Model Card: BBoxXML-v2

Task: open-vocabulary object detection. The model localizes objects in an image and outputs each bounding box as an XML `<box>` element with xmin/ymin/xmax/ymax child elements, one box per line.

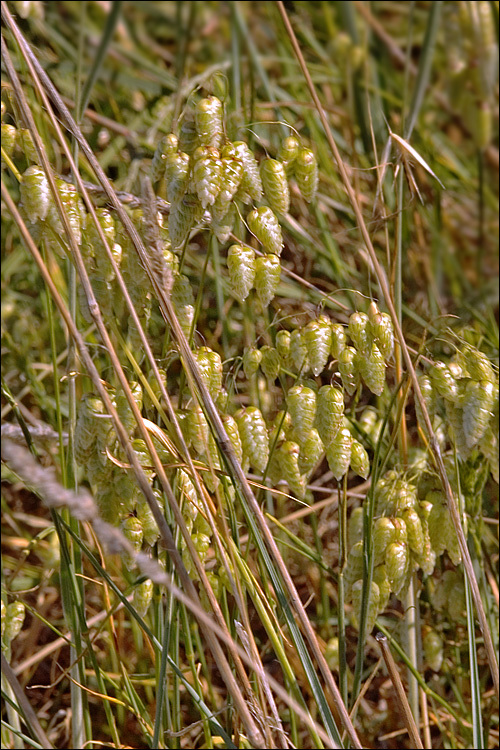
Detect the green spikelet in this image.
<box><xmin>295</xmin><ymin>147</ymin><xmax>318</xmax><ymax>202</ymax></box>
<box><xmin>392</xmin><ymin>480</ymin><xmax>418</xmax><ymax>515</ymax></box>
<box><xmin>373</xmin><ymin>517</ymin><xmax>398</xmax><ymax>566</ymax></box>
<box><xmin>74</xmin><ymin>394</ymin><xmax>103</xmax><ymax>465</ymax></box>
<box><xmin>213</xmin><ymin>156</ymin><xmax>243</xmax><ymax>215</ymax></box>
<box><xmin>3</xmin><ymin>601</ymin><xmax>25</xmax><ymax>658</ymax></box>
<box><xmin>192</xmin><ymin>153</ymin><xmax>222</xmax><ymax>208</ymax></box>
<box><xmin>352</xmin><ymin>580</ymin><xmax>380</xmax><ymax>634</ymax></box>
<box><xmin>479</xmin><ymin>423</ymin><xmax>499</xmax><ymax>483</ymax></box>
<box><xmin>221</xmin><ymin>413</ymin><xmax>243</xmax><ymax>464</ymax></box>
<box><xmin>260</xmin><ymin>158</ymin><xmax>290</xmax><ymax>214</ymax></box>
<box><xmin>277</xmin><ymin>136</ymin><xmax>300</xmax><ymax>174</ymax></box>
<box><xmin>193</xmin><ymin>347</ymin><xmax>223</xmax><ymax>397</ymax></box>
<box><xmin>385</xmin><ymin>542</ymin><xmax>410</xmax><ymax>595</ymax></box>
<box><xmin>114</xmin><ymin>381</ymin><xmax>143</xmax><ymax>435</ymax></box>
<box><xmin>211</xmin><ymin>201</ymin><xmax>236</xmax><ymax>244</ymax></box>
<box><xmin>348</xmin><ymin>506</ymin><xmax>364</xmax><ymax>549</ymax></box>
<box><xmin>344</xmin><ymin>541</ymin><xmax>364</xmax><ymax>600</ymax></box>
<box><xmin>121</xmin><ymin>516</ymin><xmax>144</xmax><ymax>567</ymax></box>
<box><xmin>350</xmin><ymin>440</ymin><xmax>370</xmax><ymax>479</ymax></box>
<box><xmin>247</xmin><ymin>206</ymin><xmax>283</xmax><ymax>255</ymax></box>
<box><xmin>445</xmin><ymin>400</ymin><xmax>470</xmax><ymax>459</ymax></box>
<box><xmin>276</xmin><ymin>330</ymin><xmax>291</xmax><ymax>367</ymax></box>
<box><xmin>338</xmin><ymin>346</ymin><xmax>360</xmax><ymax>396</ymax></box>
<box><xmin>331</xmin><ymin>324</ymin><xmax>347</xmax><ymax>360</ymax></box>
<box><xmin>297</xmin><ymin>428</ymin><xmax>323</xmax><ymax>476</ymax></box>
<box><xmin>150</xmin><ymin>133</ymin><xmax>179</xmax><ymax>182</ymax></box>
<box><xmin>1</xmin><ymin>123</ymin><xmax>17</xmax><ymax>162</ymax></box>
<box><xmin>429</xmin><ymin>361</ymin><xmax>458</xmax><ymax>402</ymax></box>
<box><xmin>369</xmin><ymin>312</ymin><xmax>394</xmax><ymax>360</ymax></box>
<box><xmin>415</xmin><ymin>374</ymin><xmax>437</xmax><ymax>428</ymax></box>
<box><xmin>233</xmin><ymin>141</ymin><xmax>263</xmax><ymax>202</ymax></box>
<box><xmin>427</xmin><ymin>490</ymin><xmax>462</xmax><ymax>565</ymax></box>
<box><xmin>227</xmin><ymin>244</ymin><xmax>256</xmax><ymax>302</ymax></box>
<box><xmin>290</xmin><ymin>328</ymin><xmax>309</xmax><ymax>374</ymax></box>
<box><xmin>315</xmin><ymin>385</ymin><xmax>344</xmax><ymax>445</ymax></box>
<box><xmin>400</xmin><ymin>507</ymin><xmax>424</xmax><ymax>556</ymax></box>
<box><xmin>20</xmin><ymin>165</ymin><xmax>50</xmax><ymax>222</ymax></box>
<box><xmin>172</xmin><ymin>273</ymin><xmax>195</xmax><ymax>336</ymax></box>
<box><xmin>195</xmin><ymin>96</ymin><xmax>223</xmax><ymax>148</ymax></box>
<box><xmin>325</xmin><ymin>427</ymin><xmax>352</xmax><ymax>480</ymax></box>
<box><xmin>277</xmin><ymin>441</ymin><xmax>305</xmax><ymax>499</ymax></box>
<box><xmin>165</xmin><ymin>151</ymin><xmax>190</xmax><ymax>203</ymax></box>
<box><xmin>287</xmin><ymin>385</ymin><xmax>317</xmax><ymax>440</ymax></box>
<box><xmin>168</xmin><ymin>193</ymin><xmax>203</xmax><ymax>249</ymax></box>
<box><xmin>254</xmin><ymin>254</ymin><xmax>280</xmax><ymax>306</ymax></box>
<box><xmin>348</xmin><ymin>312</ymin><xmax>371</xmax><ymax>356</ymax></box>
<box><xmin>462</xmin><ymin>379</ymin><xmax>496</xmax><ymax>449</ymax></box>
<box><xmin>463</xmin><ymin>347</ymin><xmax>495</xmax><ymax>383</ymax></box>
<box><xmin>178</xmin><ymin>107</ymin><xmax>198</xmax><ymax>154</ymax></box>
<box><xmin>187</xmin><ymin>404</ymin><xmax>209</xmax><ymax>454</ymax></box>
<box><xmin>414</xmin><ymin>500</ymin><xmax>436</xmax><ymax>575</ymax></box>
<box><xmin>136</xmin><ymin>492</ymin><xmax>161</xmax><ymax>546</ymax></box>
<box><xmin>133</xmin><ymin>579</ymin><xmax>154</xmax><ymax>618</ymax></box>
<box><xmin>372</xmin><ymin>564</ymin><xmax>391</xmax><ymax>613</ymax></box>
<box><xmin>46</xmin><ymin>178</ymin><xmax>84</xmax><ymax>249</ymax></box>
<box><xmin>235</xmin><ymin>406</ymin><xmax>270</xmax><ymax>473</ymax></box>
<box><xmin>242</xmin><ymin>346</ymin><xmax>263</xmax><ymax>379</ymax></box>
<box><xmin>423</xmin><ymin>629</ymin><xmax>444</xmax><ymax>672</ymax></box>
<box><xmin>260</xmin><ymin>346</ymin><xmax>281</xmax><ymax>382</ymax></box>
<box><xmin>304</xmin><ymin>316</ymin><xmax>333</xmax><ymax>376</ymax></box>
<box><xmin>177</xmin><ymin>468</ymin><xmax>199</xmax><ymax>529</ymax></box>
<box><xmin>358</xmin><ymin>344</ymin><xmax>386</xmax><ymax>396</ymax></box>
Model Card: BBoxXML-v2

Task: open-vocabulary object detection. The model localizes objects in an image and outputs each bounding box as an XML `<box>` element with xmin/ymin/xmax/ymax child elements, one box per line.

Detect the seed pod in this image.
<box><xmin>247</xmin><ymin>206</ymin><xmax>283</xmax><ymax>256</ymax></box>
<box><xmin>195</xmin><ymin>96</ymin><xmax>223</xmax><ymax>148</ymax></box>
<box><xmin>227</xmin><ymin>244</ymin><xmax>256</xmax><ymax>302</ymax></box>
<box><xmin>429</xmin><ymin>361</ymin><xmax>458</xmax><ymax>402</ymax></box>
<box><xmin>325</xmin><ymin>427</ymin><xmax>352</xmax><ymax>480</ymax></box>
<box><xmin>211</xmin><ymin>201</ymin><xmax>236</xmax><ymax>244</ymax></box>
<box><xmin>260</xmin><ymin>158</ymin><xmax>290</xmax><ymax>214</ymax></box>
<box><xmin>369</xmin><ymin>313</ymin><xmax>394</xmax><ymax>360</ymax></box>
<box><xmin>235</xmin><ymin>406</ymin><xmax>269</xmax><ymax>474</ymax></box>
<box><xmin>372</xmin><ymin>564</ymin><xmax>391</xmax><ymax>613</ymax></box>
<box><xmin>276</xmin><ymin>330</ymin><xmax>291</xmax><ymax>366</ymax></box>
<box><xmin>20</xmin><ymin>165</ymin><xmax>50</xmax><ymax>222</ymax></box>
<box><xmin>133</xmin><ymin>579</ymin><xmax>154</xmax><ymax>618</ymax></box>
<box><xmin>290</xmin><ymin>328</ymin><xmax>309</xmax><ymax>374</ymax></box>
<box><xmin>315</xmin><ymin>385</ymin><xmax>344</xmax><ymax>445</ymax></box>
<box><xmin>304</xmin><ymin>316</ymin><xmax>333</xmax><ymax>376</ymax></box>
<box><xmin>150</xmin><ymin>133</ymin><xmax>179</xmax><ymax>182</ymax></box>
<box><xmin>463</xmin><ymin>347</ymin><xmax>495</xmax><ymax>383</ymax></box>
<box><xmin>462</xmin><ymin>379</ymin><xmax>496</xmax><ymax>449</ymax></box>
<box><xmin>232</xmin><ymin>141</ymin><xmax>263</xmax><ymax>202</ymax></box>
<box><xmin>338</xmin><ymin>346</ymin><xmax>360</xmax><ymax>396</ymax></box>
<box><xmin>1</xmin><ymin>123</ymin><xmax>17</xmax><ymax>161</ymax></box>
<box><xmin>221</xmin><ymin>413</ymin><xmax>243</xmax><ymax>464</ymax></box>
<box><xmin>423</xmin><ymin>629</ymin><xmax>444</xmax><ymax>672</ymax></box>
<box><xmin>165</xmin><ymin>151</ymin><xmax>190</xmax><ymax>203</ymax></box>
<box><xmin>168</xmin><ymin>193</ymin><xmax>203</xmax><ymax>249</ymax></box>
<box><xmin>352</xmin><ymin>579</ymin><xmax>380</xmax><ymax>634</ymax></box>
<box><xmin>331</xmin><ymin>324</ymin><xmax>347</xmax><ymax>360</ymax></box>
<box><xmin>254</xmin><ymin>253</ymin><xmax>280</xmax><ymax>306</ymax></box>
<box><xmin>357</xmin><ymin>345</ymin><xmax>385</xmax><ymax>396</ymax></box>
<box><xmin>277</xmin><ymin>136</ymin><xmax>300</xmax><ymax>174</ymax></box>
<box><xmin>348</xmin><ymin>312</ymin><xmax>371</xmax><ymax>355</ymax></box>
<box><xmin>172</xmin><ymin>273</ymin><xmax>195</xmax><ymax>336</ymax></box>
<box><xmin>260</xmin><ymin>346</ymin><xmax>281</xmax><ymax>382</ymax></box>
<box><xmin>121</xmin><ymin>516</ymin><xmax>144</xmax><ymax>567</ymax></box>
<box><xmin>344</xmin><ymin>541</ymin><xmax>365</xmax><ymax>600</ymax></box>
<box><xmin>287</xmin><ymin>385</ymin><xmax>317</xmax><ymax>441</ymax></box>
<box><xmin>385</xmin><ymin>542</ymin><xmax>409</xmax><ymax>595</ymax></box>
<box><xmin>400</xmin><ymin>507</ymin><xmax>424</xmax><ymax>556</ymax></box>
<box><xmin>4</xmin><ymin>601</ymin><xmax>25</xmax><ymax>646</ymax></box>
<box><xmin>295</xmin><ymin>147</ymin><xmax>318</xmax><ymax>202</ymax></box>
<box><xmin>350</xmin><ymin>440</ymin><xmax>370</xmax><ymax>479</ymax></box>
<box><xmin>297</xmin><ymin>428</ymin><xmax>323</xmax><ymax>476</ymax></box>
<box><xmin>277</xmin><ymin>441</ymin><xmax>305</xmax><ymax>499</ymax></box>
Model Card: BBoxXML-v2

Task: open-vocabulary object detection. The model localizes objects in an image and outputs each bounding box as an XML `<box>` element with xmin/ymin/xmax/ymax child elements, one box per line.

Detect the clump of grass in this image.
<box><xmin>2</xmin><ymin>2</ymin><xmax>498</xmax><ymax>749</ymax></box>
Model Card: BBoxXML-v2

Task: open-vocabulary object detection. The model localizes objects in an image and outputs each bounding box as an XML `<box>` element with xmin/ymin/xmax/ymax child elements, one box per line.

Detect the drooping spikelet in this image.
<box><xmin>226</xmin><ymin>244</ymin><xmax>256</xmax><ymax>302</ymax></box>
<box><xmin>235</xmin><ymin>407</ymin><xmax>270</xmax><ymax>474</ymax></box>
<box><xmin>260</xmin><ymin>158</ymin><xmax>290</xmax><ymax>214</ymax></box>
<box><xmin>254</xmin><ymin>254</ymin><xmax>280</xmax><ymax>306</ymax></box>
<box><xmin>303</xmin><ymin>316</ymin><xmax>333</xmax><ymax>376</ymax></box>
<box><xmin>295</xmin><ymin>147</ymin><xmax>318</xmax><ymax>202</ymax></box>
